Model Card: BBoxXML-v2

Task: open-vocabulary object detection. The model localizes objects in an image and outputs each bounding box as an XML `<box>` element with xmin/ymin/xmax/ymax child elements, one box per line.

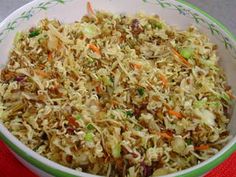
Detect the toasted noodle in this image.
<box><xmin>0</xmin><ymin>11</ymin><xmax>233</xmax><ymax>177</ymax></box>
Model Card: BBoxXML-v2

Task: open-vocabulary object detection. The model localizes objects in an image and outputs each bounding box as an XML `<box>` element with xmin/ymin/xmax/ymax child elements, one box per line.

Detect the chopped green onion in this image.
<box><xmin>209</xmin><ymin>102</ymin><xmax>221</xmax><ymax>108</ymax></box>
<box><xmin>86</xmin><ymin>123</ymin><xmax>95</xmax><ymax>130</ymax></box>
<box><xmin>137</xmin><ymin>87</ymin><xmax>145</xmax><ymax>96</ymax></box>
<box><xmin>111</xmin><ymin>114</ymin><xmax>115</xmax><ymax>119</ymax></box>
<box><xmin>100</xmin><ymin>76</ymin><xmax>113</xmax><ymax>86</ymax></box>
<box><xmin>126</xmin><ymin>111</ymin><xmax>133</xmax><ymax>117</ymax></box>
<box><xmin>153</xmin><ymin>22</ymin><xmax>163</xmax><ymax>29</ymax></box>
<box><xmin>193</xmin><ymin>100</ymin><xmax>206</xmax><ymax>109</ymax></box>
<box><xmin>84</xmin><ymin>132</ymin><xmax>93</xmax><ymax>142</ymax></box>
<box><xmin>76</xmin><ymin>115</ymin><xmax>82</xmax><ymax>120</ymax></box>
<box><xmin>134</xmin><ymin>126</ymin><xmax>142</xmax><ymax>131</ymax></box>
<box><xmin>149</xmin><ymin>19</ymin><xmax>163</xmax><ymax>29</ymax></box>
<box><xmin>110</xmin><ymin>76</ymin><xmax>114</xmax><ymax>83</ymax></box>
<box><xmin>186</xmin><ymin>139</ymin><xmax>193</xmax><ymax>145</ymax></box>
<box><xmin>29</xmin><ymin>29</ymin><xmax>41</xmax><ymax>38</ymax></box>
<box><xmin>112</xmin><ymin>143</ymin><xmax>121</xmax><ymax>158</ymax></box>
<box><xmin>81</xmin><ymin>24</ymin><xmax>100</xmax><ymax>39</ymax></box>
<box><xmin>180</xmin><ymin>48</ymin><xmax>194</xmax><ymax>59</ymax></box>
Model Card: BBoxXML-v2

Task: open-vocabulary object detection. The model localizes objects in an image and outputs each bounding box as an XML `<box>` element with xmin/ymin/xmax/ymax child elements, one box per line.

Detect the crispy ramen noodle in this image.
<box><xmin>0</xmin><ymin>9</ymin><xmax>234</xmax><ymax>177</ymax></box>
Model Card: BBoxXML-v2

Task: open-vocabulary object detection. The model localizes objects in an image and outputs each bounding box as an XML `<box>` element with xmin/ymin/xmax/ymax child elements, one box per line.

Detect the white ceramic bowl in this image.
<box><xmin>0</xmin><ymin>0</ymin><xmax>236</xmax><ymax>177</ymax></box>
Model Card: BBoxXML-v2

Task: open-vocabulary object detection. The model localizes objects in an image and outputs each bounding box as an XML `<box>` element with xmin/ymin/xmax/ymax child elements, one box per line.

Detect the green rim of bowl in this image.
<box><xmin>0</xmin><ymin>132</ymin><xmax>78</xmax><ymax>177</ymax></box>
<box><xmin>1</xmin><ymin>130</ymin><xmax>235</xmax><ymax>177</ymax></box>
<box><xmin>177</xmin><ymin>2</ymin><xmax>236</xmax><ymax>176</ymax></box>
<box><xmin>175</xmin><ymin>1</ymin><xmax>236</xmax><ymax>176</ymax></box>
<box><xmin>0</xmin><ymin>1</ymin><xmax>236</xmax><ymax>177</ymax></box>
<box><xmin>177</xmin><ymin>143</ymin><xmax>236</xmax><ymax>177</ymax></box>
<box><xmin>177</xmin><ymin>0</ymin><xmax>236</xmax><ymax>41</ymax></box>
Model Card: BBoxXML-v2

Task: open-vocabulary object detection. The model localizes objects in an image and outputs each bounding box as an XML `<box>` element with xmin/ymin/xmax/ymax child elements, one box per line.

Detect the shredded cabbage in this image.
<box><xmin>81</xmin><ymin>23</ymin><xmax>101</xmax><ymax>39</ymax></box>
<box><xmin>0</xmin><ymin>11</ymin><xmax>233</xmax><ymax>177</ymax></box>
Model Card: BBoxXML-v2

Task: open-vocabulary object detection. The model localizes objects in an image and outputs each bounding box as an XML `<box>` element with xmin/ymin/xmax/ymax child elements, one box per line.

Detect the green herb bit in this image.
<box><xmin>134</xmin><ymin>126</ymin><xmax>142</xmax><ymax>131</ymax></box>
<box><xmin>29</xmin><ymin>29</ymin><xmax>41</xmax><ymax>38</ymax></box>
<box><xmin>84</xmin><ymin>132</ymin><xmax>93</xmax><ymax>142</ymax></box>
<box><xmin>110</xmin><ymin>76</ymin><xmax>114</xmax><ymax>83</ymax></box>
<box><xmin>126</xmin><ymin>111</ymin><xmax>133</xmax><ymax>117</ymax></box>
<box><xmin>149</xmin><ymin>19</ymin><xmax>163</xmax><ymax>29</ymax></box>
<box><xmin>193</xmin><ymin>99</ymin><xmax>206</xmax><ymax>109</ymax></box>
<box><xmin>180</xmin><ymin>48</ymin><xmax>194</xmax><ymax>59</ymax></box>
<box><xmin>101</xmin><ymin>76</ymin><xmax>113</xmax><ymax>86</ymax></box>
<box><xmin>209</xmin><ymin>102</ymin><xmax>221</xmax><ymax>108</ymax></box>
<box><xmin>111</xmin><ymin>114</ymin><xmax>115</xmax><ymax>119</ymax></box>
<box><xmin>86</xmin><ymin>123</ymin><xmax>95</xmax><ymax>130</ymax></box>
<box><xmin>137</xmin><ymin>87</ymin><xmax>145</xmax><ymax>96</ymax></box>
<box><xmin>76</xmin><ymin>115</ymin><xmax>82</xmax><ymax>120</ymax></box>
<box><xmin>153</xmin><ymin>22</ymin><xmax>163</xmax><ymax>29</ymax></box>
<box><xmin>186</xmin><ymin>139</ymin><xmax>193</xmax><ymax>145</ymax></box>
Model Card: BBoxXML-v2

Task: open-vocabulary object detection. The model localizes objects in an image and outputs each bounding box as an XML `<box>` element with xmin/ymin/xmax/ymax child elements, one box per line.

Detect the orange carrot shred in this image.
<box><xmin>88</xmin><ymin>44</ymin><xmax>101</xmax><ymax>55</ymax></box>
<box><xmin>194</xmin><ymin>144</ymin><xmax>209</xmax><ymax>151</ymax></box>
<box><xmin>34</xmin><ymin>70</ymin><xmax>49</xmax><ymax>78</ymax></box>
<box><xmin>48</xmin><ymin>52</ymin><xmax>52</xmax><ymax>62</ymax></box>
<box><xmin>168</xmin><ymin>109</ymin><xmax>183</xmax><ymax>119</ymax></box>
<box><xmin>159</xmin><ymin>132</ymin><xmax>173</xmax><ymax>140</ymax></box>
<box><xmin>171</xmin><ymin>48</ymin><xmax>192</xmax><ymax>67</ymax></box>
<box><xmin>159</xmin><ymin>73</ymin><xmax>168</xmax><ymax>87</ymax></box>
<box><xmin>132</xmin><ymin>63</ymin><xmax>142</xmax><ymax>70</ymax></box>
<box><xmin>4</xmin><ymin>72</ymin><xmax>16</xmax><ymax>80</ymax></box>
<box><xmin>68</xmin><ymin>116</ymin><xmax>79</xmax><ymax>127</ymax></box>
<box><xmin>96</xmin><ymin>85</ymin><xmax>102</xmax><ymax>94</ymax></box>
<box><xmin>119</xmin><ymin>35</ymin><xmax>126</xmax><ymax>43</ymax></box>
<box><xmin>87</xmin><ymin>1</ymin><xmax>95</xmax><ymax>16</ymax></box>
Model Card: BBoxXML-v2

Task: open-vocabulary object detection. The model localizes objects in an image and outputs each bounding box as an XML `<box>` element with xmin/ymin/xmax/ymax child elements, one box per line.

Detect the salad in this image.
<box><xmin>0</xmin><ymin>2</ymin><xmax>234</xmax><ymax>177</ymax></box>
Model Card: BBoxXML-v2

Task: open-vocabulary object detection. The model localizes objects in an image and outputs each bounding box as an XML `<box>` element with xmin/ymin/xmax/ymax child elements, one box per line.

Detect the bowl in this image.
<box><xmin>0</xmin><ymin>0</ymin><xmax>236</xmax><ymax>176</ymax></box>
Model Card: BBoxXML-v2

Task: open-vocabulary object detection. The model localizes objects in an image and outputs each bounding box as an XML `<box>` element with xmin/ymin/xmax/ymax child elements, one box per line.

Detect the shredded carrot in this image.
<box><xmin>226</xmin><ymin>90</ymin><xmax>236</xmax><ymax>99</ymax></box>
<box><xmin>48</xmin><ymin>52</ymin><xmax>52</xmax><ymax>62</ymax></box>
<box><xmin>168</xmin><ymin>109</ymin><xmax>183</xmax><ymax>119</ymax></box>
<box><xmin>171</xmin><ymin>48</ymin><xmax>192</xmax><ymax>67</ymax></box>
<box><xmin>34</xmin><ymin>69</ymin><xmax>49</xmax><ymax>78</ymax></box>
<box><xmin>96</xmin><ymin>85</ymin><xmax>102</xmax><ymax>94</ymax></box>
<box><xmin>194</xmin><ymin>144</ymin><xmax>210</xmax><ymax>151</ymax></box>
<box><xmin>87</xmin><ymin>1</ymin><xmax>95</xmax><ymax>16</ymax></box>
<box><xmin>119</xmin><ymin>35</ymin><xmax>126</xmax><ymax>43</ymax></box>
<box><xmin>88</xmin><ymin>44</ymin><xmax>101</xmax><ymax>55</ymax></box>
<box><xmin>4</xmin><ymin>72</ymin><xmax>16</xmax><ymax>80</ymax></box>
<box><xmin>159</xmin><ymin>73</ymin><xmax>168</xmax><ymax>87</ymax></box>
<box><xmin>132</xmin><ymin>63</ymin><xmax>142</xmax><ymax>70</ymax></box>
<box><xmin>159</xmin><ymin>132</ymin><xmax>173</xmax><ymax>140</ymax></box>
<box><xmin>68</xmin><ymin>116</ymin><xmax>79</xmax><ymax>127</ymax></box>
